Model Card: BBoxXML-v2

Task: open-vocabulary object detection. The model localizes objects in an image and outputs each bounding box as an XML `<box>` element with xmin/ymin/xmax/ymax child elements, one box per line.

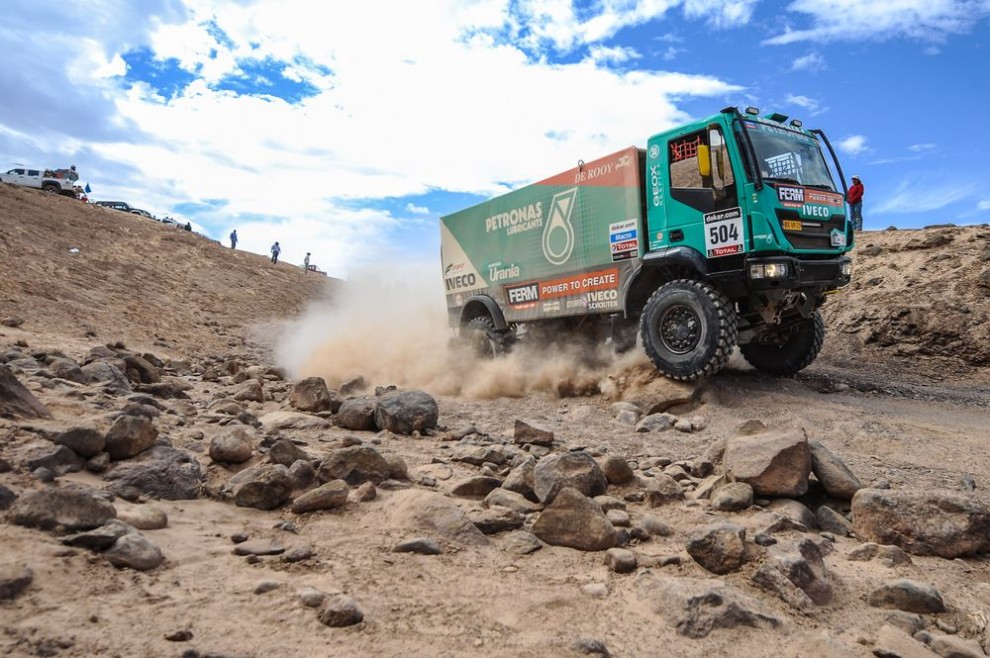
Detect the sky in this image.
<box><xmin>2</xmin><ymin>0</ymin><xmax>989</xmax><ymax>278</ymax></box>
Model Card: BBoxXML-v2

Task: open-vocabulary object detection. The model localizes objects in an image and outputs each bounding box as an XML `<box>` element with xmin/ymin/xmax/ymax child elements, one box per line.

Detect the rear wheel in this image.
<box><xmin>640</xmin><ymin>279</ymin><xmax>737</xmax><ymax>380</ymax></box>
<box><xmin>464</xmin><ymin>316</ymin><xmax>512</xmax><ymax>359</ymax></box>
<box><xmin>739</xmin><ymin>311</ymin><xmax>825</xmax><ymax>376</ymax></box>
<box><xmin>42</xmin><ymin>183</ymin><xmax>60</xmax><ymax>194</ymax></box>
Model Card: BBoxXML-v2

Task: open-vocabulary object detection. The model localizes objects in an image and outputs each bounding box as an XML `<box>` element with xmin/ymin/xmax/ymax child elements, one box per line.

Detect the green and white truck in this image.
<box><xmin>440</xmin><ymin>106</ymin><xmax>853</xmax><ymax>380</ymax></box>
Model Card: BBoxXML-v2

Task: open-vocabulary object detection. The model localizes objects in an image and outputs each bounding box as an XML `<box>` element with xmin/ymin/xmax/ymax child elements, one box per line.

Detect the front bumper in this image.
<box><xmin>745</xmin><ymin>255</ymin><xmax>851</xmax><ymax>290</ymax></box>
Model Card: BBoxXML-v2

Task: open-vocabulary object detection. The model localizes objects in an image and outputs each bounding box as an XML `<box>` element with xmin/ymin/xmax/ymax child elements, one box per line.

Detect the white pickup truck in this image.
<box><xmin>0</xmin><ymin>166</ymin><xmax>78</xmax><ymax>196</ymax></box>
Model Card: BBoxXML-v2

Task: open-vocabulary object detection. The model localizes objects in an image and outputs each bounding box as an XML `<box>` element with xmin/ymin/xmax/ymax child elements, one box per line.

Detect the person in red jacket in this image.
<box><xmin>847</xmin><ymin>175</ymin><xmax>864</xmax><ymax>230</ymax></box>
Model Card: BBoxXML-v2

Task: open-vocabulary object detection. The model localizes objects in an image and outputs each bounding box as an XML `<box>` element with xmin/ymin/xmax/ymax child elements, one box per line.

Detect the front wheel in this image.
<box><xmin>739</xmin><ymin>311</ymin><xmax>825</xmax><ymax>376</ymax></box>
<box><xmin>639</xmin><ymin>279</ymin><xmax>737</xmax><ymax>380</ymax></box>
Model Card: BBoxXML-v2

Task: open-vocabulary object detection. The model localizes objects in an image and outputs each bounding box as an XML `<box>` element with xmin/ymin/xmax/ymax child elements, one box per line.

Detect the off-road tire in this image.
<box><xmin>42</xmin><ymin>183</ymin><xmax>60</xmax><ymax>194</ymax></box>
<box><xmin>739</xmin><ymin>311</ymin><xmax>825</xmax><ymax>376</ymax></box>
<box><xmin>464</xmin><ymin>316</ymin><xmax>511</xmax><ymax>359</ymax></box>
<box><xmin>639</xmin><ymin>279</ymin><xmax>737</xmax><ymax>380</ymax></box>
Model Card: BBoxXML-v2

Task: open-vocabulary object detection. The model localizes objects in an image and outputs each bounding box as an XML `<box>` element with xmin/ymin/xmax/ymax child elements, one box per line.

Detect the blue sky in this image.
<box><xmin>2</xmin><ymin>0</ymin><xmax>989</xmax><ymax>277</ymax></box>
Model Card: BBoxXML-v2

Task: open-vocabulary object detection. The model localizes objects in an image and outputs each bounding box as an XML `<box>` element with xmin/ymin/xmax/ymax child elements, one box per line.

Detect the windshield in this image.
<box><xmin>743</xmin><ymin>120</ymin><xmax>837</xmax><ymax>191</ymax></box>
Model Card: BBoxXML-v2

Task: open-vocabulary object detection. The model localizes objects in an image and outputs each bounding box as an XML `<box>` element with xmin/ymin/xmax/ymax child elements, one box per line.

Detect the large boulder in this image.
<box><xmin>105</xmin><ymin>415</ymin><xmax>158</xmax><ymax>461</ymax></box>
<box><xmin>686</xmin><ymin>523</ymin><xmax>748</xmax><ymax>575</ymax></box>
<box><xmin>226</xmin><ymin>464</ymin><xmax>294</xmax><ymax>510</ymax></box>
<box><xmin>317</xmin><ymin>446</ymin><xmax>391</xmax><ymax>485</ymax></box>
<box><xmin>723</xmin><ymin>427</ymin><xmax>811</xmax><ymax>496</ymax></box>
<box><xmin>374</xmin><ymin>391</ymin><xmax>439</xmax><ymax>434</ymax></box>
<box><xmin>54</xmin><ymin>427</ymin><xmax>106</xmax><ymax>459</ymax></box>
<box><xmin>0</xmin><ymin>365</ymin><xmax>51</xmax><ymax>418</ymax></box>
<box><xmin>384</xmin><ymin>489</ymin><xmax>489</xmax><ymax>546</ymax></box>
<box><xmin>336</xmin><ymin>398</ymin><xmax>378</xmax><ymax>431</ymax></box>
<box><xmin>531</xmin><ymin>487</ymin><xmax>618</xmax><ymax>551</ymax></box>
<box><xmin>11</xmin><ymin>488</ymin><xmax>116</xmax><ymax>532</ymax></box>
<box><xmin>288</xmin><ymin>377</ymin><xmax>334</xmax><ymax>412</ymax></box>
<box><xmin>852</xmin><ymin>488</ymin><xmax>990</xmax><ymax>557</ymax></box>
<box><xmin>809</xmin><ymin>440</ymin><xmax>862</xmax><ymax>499</ymax></box>
<box><xmin>104</xmin><ymin>449</ymin><xmax>203</xmax><ymax>500</ymax></box>
<box><xmin>533</xmin><ymin>451</ymin><xmax>608</xmax><ymax>504</ymax></box>
<box><xmin>209</xmin><ymin>425</ymin><xmax>255</xmax><ymax>464</ymax></box>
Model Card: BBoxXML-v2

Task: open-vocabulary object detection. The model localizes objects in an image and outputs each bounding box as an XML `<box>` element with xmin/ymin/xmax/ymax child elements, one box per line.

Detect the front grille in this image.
<box><xmin>796</xmin><ymin>260</ymin><xmax>842</xmax><ymax>283</ymax></box>
<box><xmin>775</xmin><ymin>209</ymin><xmax>846</xmax><ymax>250</ymax></box>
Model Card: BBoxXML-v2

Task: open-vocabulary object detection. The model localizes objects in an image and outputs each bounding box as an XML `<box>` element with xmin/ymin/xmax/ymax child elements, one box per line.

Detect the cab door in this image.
<box><xmin>658</xmin><ymin>124</ymin><xmax>744</xmax><ymax>259</ymax></box>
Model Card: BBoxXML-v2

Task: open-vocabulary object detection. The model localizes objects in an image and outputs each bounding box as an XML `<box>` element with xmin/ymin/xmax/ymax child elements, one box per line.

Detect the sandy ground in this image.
<box><xmin>1</xmin><ymin>183</ymin><xmax>990</xmax><ymax>657</ymax></box>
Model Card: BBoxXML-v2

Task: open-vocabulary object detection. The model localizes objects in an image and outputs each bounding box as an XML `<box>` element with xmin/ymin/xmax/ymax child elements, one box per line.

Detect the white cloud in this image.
<box><xmin>764</xmin><ymin>0</ymin><xmax>990</xmax><ymax>45</ymax></box>
<box><xmin>406</xmin><ymin>203</ymin><xmax>429</xmax><ymax>215</ymax></box>
<box><xmin>683</xmin><ymin>0</ymin><xmax>759</xmax><ymax>28</ymax></box>
<box><xmin>587</xmin><ymin>45</ymin><xmax>641</xmax><ymax>65</ymax></box>
<box><xmin>908</xmin><ymin>143</ymin><xmax>935</xmax><ymax>153</ymax></box>
<box><xmin>790</xmin><ymin>52</ymin><xmax>825</xmax><ymax>72</ymax></box>
<box><xmin>838</xmin><ymin>135</ymin><xmax>868</xmax><ymax>155</ymax></box>
<box><xmin>979</xmin><ymin>199</ymin><xmax>990</xmax><ymax>211</ymax></box>
<box><xmin>785</xmin><ymin>93</ymin><xmax>827</xmax><ymax>115</ymax></box>
<box><xmin>873</xmin><ymin>178</ymin><xmax>977</xmax><ymax>214</ymax></box>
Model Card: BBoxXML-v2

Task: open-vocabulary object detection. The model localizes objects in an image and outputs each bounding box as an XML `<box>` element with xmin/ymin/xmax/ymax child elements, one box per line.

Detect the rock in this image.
<box><xmin>513</xmin><ymin>419</ymin><xmax>554</xmax><ymax>447</ymax></box>
<box><xmin>852</xmin><ymin>488</ymin><xmax>990</xmax><ymax>557</ymax></box>
<box><xmin>318</xmin><ymin>595</ymin><xmax>364</xmax><ymax>627</ymax></box>
<box><xmin>374</xmin><ymin>390</ymin><xmax>439</xmax><ymax>434</ymax></box>
<box><xmin>387</xmin><ymin>489</ymin><xmax>489</xmax><ymax>546</ymax></box>
<box><xmin>533</xmin><ymin>451</ymin><xmax>608</xmax><ymax>504</ymax></box>
<box><xmin>503</xmin><ymin>457</ymin><xmax>537</xmax><ymax>501</ymax></box>
<box><xmin>645</xmin><ymin>473</ymin><xmax>684</xmax><ymax>506</ymax></box>
<box><xmin>209</xmin><ymin>425</ymin><xmax>255</xmax><ymax>464</ymax></box>
<box><xmin>450</xmin><ymin>444</ymin><xmax>508</xmax><ymax>467</ymax></box>
<box><xmin>754</xmin><ymin>538</ymin><xmax>832</xmax><ymax>608</ymax></box>
<box><xmin>918</xmin><ymin>632</ymin><xmax>987</xmax><ymax>658</ymax></box>
<box><xmin>268</xmin><ymin>438</ymin><xmax>311</xmax><ymax>467</ymax></box>
<box><xmin>484</xmin><ymin>488</ymin><xmax>542</xmax><ymax>514</ymax></box>
<box><xmin>0</xmin><ymin>365</ymin><xmax>51</xmax><ymax>418</ymax></box>
<box><xmin>104</xmin><ymin>533</ymin><xmax>164</xmax><ymax>571</ymax></box>
<box><xmin>61</xmin><ymin>519</ymin><xmax>134</xmax><ymax>550</ymax></box>
<box><xmin>809</xmin><ymin>440</ymin><xmax>862</xmax><ymax>499</ymax></box>
<box><xmin>257</xmin><ymin>411</ymin><xmax>329</xmax><ymax>431</ymax></box>
<box><xmin>710</xmin><ymin>482</ymin><xmax>753</xmax><ymax>512</ymax></box>
<box><xmin>531</xmin><ymin>487</ymin><xmax>618</xmax><ymax>551</ymax></box>
<box><xmin>291</xmin><ymin>480</ymin><xmax>349</xmax><ymax>513</ymax></box>
<box><xmin>606</xmin><ymin>509</ymin><xmax>630</xmax><ymax>527</ymax></box>
<box><xmin>49</xmin><ymin>357</ymin><xmax>90</xmax><ymax>384</ymax></box>
<box><xmin>288</xmin><ymin>377</ymin><xmax>333</xmax><ymax>412</ymax></box>
<box><xmin>640</xmin><ymin>515</ymin><xmax>673</xmax><ymax>537</ymax></box>
<box><xmin>451</xmin><ymin>476</ymin><xmax>503</xmax><ymax>498</ymax></box>
<box><xmin>635</xmin><ymin>413</ymin><xmax>676</xmax><ymax>433</ymax></box>
<box><xmin>685</xmin><ymin>523</ymin><xmax>747</xmax><ymax>575</ymax></box>
<box><xmin>383</xmin><ymin>453</ymin><xmax>409</xmax><ymax>480</ymax></box>
<box><xmin>873</xmin><ymin>625</ymin><xmax>940</xmax><ymax>658</ymax></box>
<box><xmin>26</xmin><ymin>444</ymin><xmax>84</xmax><ymax>475</ymax></box>
<box><xmin>1</xmin><ymin>316</ymin><xmax>24</xmax><ymax>327</ymax></box>
<box><xmin>599</xmin><ymin>455</ymin><xmax>634</xmax><ymax>485</ymax></box>
<box><xmin>104</xmin><ymin>449</ymin><xmax>203</xmax><ymax>500</ymax></box>
<box><xmin>115</xmin><ymin>504</ymin><xmax>168</xmax><ymax>530</ymax></box>
<box><xmin>227</xmin><ymin>464</ymin><xmax>294</xmax><ymax>510</ymax></box>
<box><xmin>724</xmin><ymin>427</ymin><xmax>811</xmax><ymax>496</ymax></box>
<box><xmin>11</xmin><ymin>487</ymin><xmax>116</xmax><ymax>532</ymax></box>
<box><xmin>570</xmin><ymin>638</ymin><xmax>611</xmax><ymax>656</ymax></box>
<box><xmin>868</xmin><ymin>579</ymin><xmax>946</xmax><ymax>614</ymax></box>
<box><xmin>317</xmin><ymin>446</ymin><xmax>391</xmax><ymax>485</ymax></box>
<box><xmin>80</xmin><ymin>361</ymin><xmax>130</xmax><ymax>390</ymax></box>
<box><xmin>0</xmin><ymin>565</ymin><xmax>33</xmax><ymax>600</ymax></box>
<box><xmin>0</xmin><ymin>484</ymin><xmax>15</xmax><ymax>510</ymax></box>
<box><xmin>605</xmin><ymin>548</ymin><xmax>637</xmax><ymax>573</ymax></box>
<box><xmin>233</xmin><ymin>539</ymin><xmax>285</xmax><ymax>556</ymax></box>
<box><xmin>638</xmin><ymin>574</ymin><xmax>781</xmax><ymax>639</ymax></box>
<box><xmin>54</xmin><ymin>427</ymin><xmax>106</xmax><ymax>458</ymax></box>
<box><xmin>122</xmin><ymin>354</ymin><xmax>161</xmax><ymax>384</ymax></box>
<box><xmin>502</xmin><ymin>530</ymin><xmax>542</xmax><ymax>555</ymax></box>
<box><xmin>393</xmin><ymin>537</ymin><xmax>442</xmax><ymax>555</ymax></box>
<box><xmin>846</xmin><ymin>542</ymin><xmax>913</xmax><ymax>566</ymax></box>
<box><xmin>231</xmin><ymin>378</ymin><xmax>264</xmax><ymax>402</ymax></box>
<box><xmin>336</xmin><ymin>398</ymin><xmax>379</xmax><ymax>431</ymax></box>
<box><xmin>751</xmin><ymin>562</ymin><xmax>815</xmax><ymax>612</ymax></box>
<box><xmin>469</xmin><ymin>507</ymin><xmax>525</xmax><ymax>534</ymax></box>
<box><xmin>298</xmin><ymin>587</ymin><xmax>326</xmax><ymax>608</ymax></box>
<box><xmin>816</xmin><ymin>505</ymin><xmax>853</xmax><ymax>536</ymax></box>
<box><xmin>283</xmin><ymin>546</ymin><xmax>314</xmax><ymax>563</ymax></box>
<box><xmin>105</xmin><ymin>415</ymin><xmax>158</xmax><ymax>461</ymax></box>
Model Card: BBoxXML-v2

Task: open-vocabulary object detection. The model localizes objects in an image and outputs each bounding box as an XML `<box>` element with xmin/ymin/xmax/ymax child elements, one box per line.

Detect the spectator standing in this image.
<box><xmin>230</xmin><ymin>229</ymin><xmax>238</xmax><ymax>249</ymax></box>
<box><xmin>304</xmin><ymin>252</ymin><xmax>311</xmax><ymax>272</ymax></box>
<box><xmin>847</xmin><ymin>175</ymin><xmax>865</xmax><ymax>231</ymax></box>
<box><xmin>271</xmin><ymin>241</ymin><xmax>281</xmax><ymax>264</ymax></box>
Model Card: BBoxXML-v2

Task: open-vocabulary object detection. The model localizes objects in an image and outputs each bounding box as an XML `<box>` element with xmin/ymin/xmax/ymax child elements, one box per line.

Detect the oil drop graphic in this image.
<box><xmin>542</xmin><ymin>188</ymin><xmax>578</xmax><ymax>265</ymax></box>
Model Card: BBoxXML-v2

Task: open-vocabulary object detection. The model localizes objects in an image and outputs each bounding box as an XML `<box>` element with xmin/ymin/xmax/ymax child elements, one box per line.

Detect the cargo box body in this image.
<box><xmin>441</xmin><ymin>147</ymin><xmax>644</xmax><ymax>325</ymax></box>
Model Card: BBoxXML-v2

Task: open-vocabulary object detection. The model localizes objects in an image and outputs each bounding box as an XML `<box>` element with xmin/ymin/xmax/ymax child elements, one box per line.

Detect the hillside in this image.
<box><xmin>2</xmin><ymin>183</ymin><xmax>990</xmax><ymax>658</ymax></box>
<box><xmin>0</xmin><ymin>183</ymin><xmax>336</xmax><ymax>359</ymax></box>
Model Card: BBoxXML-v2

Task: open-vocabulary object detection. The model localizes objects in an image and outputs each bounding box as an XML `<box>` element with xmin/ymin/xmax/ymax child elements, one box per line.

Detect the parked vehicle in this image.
<box><xmin>94</xmin><ymin>200</ymin><xmax>153</xmax><ymax>218</ymax></box>
<box><xmin>0</xmin><ymin>166</ymin><xmax>78</xmax><ymax>196</ymax></box>
<box><xmin>440</xmin><ymin>106</ymin><xmax>853</xmax><ymax>380</ymax></box>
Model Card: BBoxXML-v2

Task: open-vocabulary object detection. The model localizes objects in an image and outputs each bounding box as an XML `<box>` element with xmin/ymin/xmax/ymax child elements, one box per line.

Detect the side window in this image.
<box><xmin>28</xmin><ymin>170</ymin><xmax>40</xmax><ymax>177</ymax></box>
<box><xmin>669</xmin><ymin>132</ymin><xmax>705</xmax><ymax>189</ymax></box>
<box><xmin>709</xmin><ymin>128</ymin><xmax>735</xmax><ymax>190</ymax></box>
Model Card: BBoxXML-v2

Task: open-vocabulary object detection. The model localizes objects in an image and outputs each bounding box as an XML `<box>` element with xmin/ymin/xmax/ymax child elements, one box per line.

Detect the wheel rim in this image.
<box><xmin>658</xmin><ymin>305</ymin><xmax>701</xmax><ymax>354</ymax></box>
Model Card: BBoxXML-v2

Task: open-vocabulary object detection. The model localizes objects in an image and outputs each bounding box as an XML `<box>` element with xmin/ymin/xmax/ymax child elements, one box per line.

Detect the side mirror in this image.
<box><xmin>697</xmin><ymin>144</ymin><xmax>711</xmax><ymax>177</ymax></box>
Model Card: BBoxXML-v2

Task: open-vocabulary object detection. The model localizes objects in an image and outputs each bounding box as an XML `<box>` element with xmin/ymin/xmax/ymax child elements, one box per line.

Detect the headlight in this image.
<box><xmin>749</xmin><ymin>262</ymin><xmax>789</xmax><ymax>279</ymax></box>
<box><xmin>841</xmin><ymin>259</ymin><xmax>852</xmax><ymax>276</ymax></box>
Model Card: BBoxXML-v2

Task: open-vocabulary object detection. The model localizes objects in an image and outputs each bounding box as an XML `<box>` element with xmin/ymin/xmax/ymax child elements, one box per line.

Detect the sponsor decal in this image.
<box><xmin>608</xmin><ymin>218</ymin><xmax>639</xmax><ymax>262</ymax></box>
<box><xmin>801</xmin><ymin>204</ymin><xmax>832</xmax><ymax>218</ymax></box>
<box><xmin>542</xmin><ymin>188</ymin><xmax>578</xmax><ymax>265</ymax></box>
<box><xmin>586</xmin><ymin>288</ymin><xmax>619</xmax><ymax>311</ymax></box>
<box><xmin>444</xmin><ymin>267</ymin><xmax>480</xmax><ymax>293</ymax></box>
<box><xmin>703</xmin><ymin>207</ymin><xmax>744</xmax><ymax>258</ymax></box>
<box><xmin>542</xmin><ymin>300</ymin><xmax>561</xmax><ymax>313</ymax></box>
<box><xmin>488</xmin><ymin>262</ymin><xmax>520</xmax><ymax>281</ymax></box>
<box><xmin>650</xmin><ymin>162</ymin><xmax>665</xmax><ymax>207</ymax></box>
<box><xmin>506</xmin><ymin>282</ymin><xmax>539</xmax><ymax>306</ymax></box>
<box><xmin>539</xmin><ymin>267</ymin><xmax>619</xmax><ymax>300</ymax></box>
<box><xmin>782</xmin><ymin>219</ymin><xmax>802</xmax><ymax>231</ymax></box>
<box><xmin>806</xmin><ymin>189</ymin><xmax>844</xmax><ymax>206</ymax></box>
<box><xmin>575</xmin><ymin>159</ymin><xmax>617</xmax><ymax>183</ymax></box>
<box><xmin>777</xmin><ymin>185</ymin><xmax>804</xmax><ymax>207</ymax></box>
<box><xmin>566</xmin><ymin>298</ymin><xmax>587</xmax><ymax>309</ymax></box>
<box><xmin>485</xmin><ymin>202</ymin><xmax>544</xmax><ymax>236</ymax></box>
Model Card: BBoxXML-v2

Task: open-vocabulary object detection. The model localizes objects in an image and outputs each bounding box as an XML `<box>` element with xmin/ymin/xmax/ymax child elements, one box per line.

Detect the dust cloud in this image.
<box><xmin>275</xmin><ymin>262</ymin><xmax>648</xmax><ymax>399</ymax></box>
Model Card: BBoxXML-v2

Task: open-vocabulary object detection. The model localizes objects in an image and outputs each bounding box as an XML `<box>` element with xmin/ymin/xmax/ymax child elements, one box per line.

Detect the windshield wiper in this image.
<box><xmin>803</xmin><ymin>183</ymin><xmax>836</xmax><ymax>192</ymax></box>
<box><xmin>763</xmin><ymin>176</ymin><xmax>801</xmax><ymax>185</ymax></box>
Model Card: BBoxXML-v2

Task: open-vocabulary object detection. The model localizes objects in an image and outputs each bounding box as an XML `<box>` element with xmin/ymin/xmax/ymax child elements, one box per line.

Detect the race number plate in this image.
<box><xmin>704</xmin><ymin>207</ymin><xmax>744</xmax><ymax>258</ymax></box>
